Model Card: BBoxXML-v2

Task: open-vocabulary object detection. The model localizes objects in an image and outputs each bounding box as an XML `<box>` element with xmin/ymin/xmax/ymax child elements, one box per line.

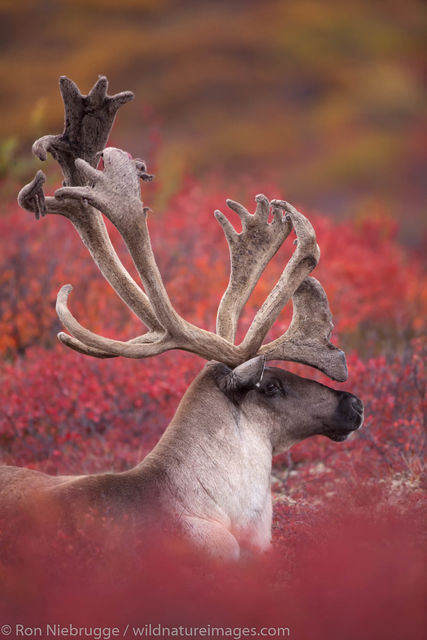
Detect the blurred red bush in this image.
<box><xmin>0</xmin><ymin>486</ymin><xmax>425</xmax><ymax>640</ymax></box>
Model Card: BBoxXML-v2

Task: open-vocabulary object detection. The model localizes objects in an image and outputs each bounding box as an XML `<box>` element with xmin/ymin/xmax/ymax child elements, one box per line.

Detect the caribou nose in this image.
<box><xmin>338</xmin><ymin>392</ymin><xmax>364</xmax><ymax>429</ymax></box>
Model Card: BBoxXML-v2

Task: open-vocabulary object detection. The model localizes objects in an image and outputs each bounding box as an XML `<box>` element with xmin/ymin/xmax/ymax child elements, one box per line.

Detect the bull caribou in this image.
<box><xmin>1</xmin><ymin>77</ymin><xmax>363</xmax><ymax>559</ymax></box>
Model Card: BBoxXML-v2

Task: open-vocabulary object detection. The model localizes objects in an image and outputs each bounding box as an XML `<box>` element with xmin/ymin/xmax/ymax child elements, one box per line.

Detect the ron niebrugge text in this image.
<box><xmin>8</xmin><ymin>623</ymin><xmax>291</xmax><ymax>639</ymax></box>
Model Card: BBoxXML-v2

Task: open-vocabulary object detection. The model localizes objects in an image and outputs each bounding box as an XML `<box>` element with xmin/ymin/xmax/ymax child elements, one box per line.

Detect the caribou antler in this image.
<box><xmin>259</xmin><ymin>277</ymin><xmax>348</xmax><ymax>381</ymax></box>
<box><xmin>18</xmin><ymin>75</ymin><xmax>347</xmax><ymax>382</ymax></box>
<box><xmin>214</xmin><ymin>197</ymin><xmax>347</xmax><ymax>381</ymax></box>
<box><xmin>240</xmin><ymin>200</ymin><xmax>320</xmax><ymax>355</ymax></box>
<box><xmin>215</xmin><ymin>195</ymin><xmax>292</xmax><ymax>343</ymax></box>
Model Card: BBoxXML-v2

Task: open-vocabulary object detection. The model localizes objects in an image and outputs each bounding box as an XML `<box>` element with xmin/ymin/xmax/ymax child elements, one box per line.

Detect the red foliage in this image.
<box><xmin>0</xmin><ymin>181</ymin><xmax>425</xmax><ymax>636</ymax></box>
<box><xmin>0</xmin><ymin>346</ymin><xmax>196</xmax><ymax>471</ymax></box>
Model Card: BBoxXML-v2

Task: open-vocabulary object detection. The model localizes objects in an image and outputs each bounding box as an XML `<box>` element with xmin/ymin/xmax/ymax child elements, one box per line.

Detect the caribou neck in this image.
<box><xmin>138</xmin><ymin>367</ymin><xmax>273</xmax><ymax>548</ymax></box>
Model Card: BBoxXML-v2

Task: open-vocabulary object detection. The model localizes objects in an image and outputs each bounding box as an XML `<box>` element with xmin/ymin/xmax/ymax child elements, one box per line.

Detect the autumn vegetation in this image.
<box><xmin>0</xmin><ymin>175</ymin><xmax>425</xmax><ymax>638</ymax></box>
<box><xmin>0</xmin><ymin>1</ymin><xmax>426</xmax><ymax>638</ymax></box>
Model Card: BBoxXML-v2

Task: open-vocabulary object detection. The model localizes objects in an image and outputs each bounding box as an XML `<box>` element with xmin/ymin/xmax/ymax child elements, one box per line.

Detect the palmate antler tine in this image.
<box><xmin>259</xmin><ymin>278</ymin><xmax>348</xmax><ymax>381</ymax></box>
<box><xmin>18</xmin><ymin>173</ymin><xmax>163</xmax><ymax>333</ymax></box>
<box><xmin>240</xmin><ymin>200</ymin><xmax>320</xmax><ymax>356</ymax></box>
<box><xmin>32</xmin><ymin>75</ymin><xmax>134</xmax><ymax>186</ymax></box>
<box><xmin>17</xmin><ymin>170</ymin><xmax>47</xmax><ymax>220</ymax></box>
<box><xmin>215</xmin><ymin>195</ymin><xmax>292</xmax><ymax>343</ymax></box>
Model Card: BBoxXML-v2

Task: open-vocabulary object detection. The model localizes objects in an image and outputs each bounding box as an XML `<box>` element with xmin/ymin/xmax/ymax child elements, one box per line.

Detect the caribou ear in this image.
<box><xmin>230</xmin><ymin>356</ymin><xmax>266</xmax><ymax>389</ymax></box>
<box><xmin>212</xmin><ymin>356</ymin><xmax>265</xmax><ymax>397</ymax></box>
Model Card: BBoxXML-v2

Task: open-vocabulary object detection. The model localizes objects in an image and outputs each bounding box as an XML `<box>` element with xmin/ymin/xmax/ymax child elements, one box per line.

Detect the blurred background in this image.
<box><xmin>0</xmin><ymin>0</ymin><xmax>426</xmax><ymax>245</ymax></box>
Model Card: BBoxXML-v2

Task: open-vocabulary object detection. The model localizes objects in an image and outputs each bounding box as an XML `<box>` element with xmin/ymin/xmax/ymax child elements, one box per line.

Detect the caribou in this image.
<box><xmin>1</xmin><ymin>76</ymin><xmax>363</xmax><ymax>559</ymax></box>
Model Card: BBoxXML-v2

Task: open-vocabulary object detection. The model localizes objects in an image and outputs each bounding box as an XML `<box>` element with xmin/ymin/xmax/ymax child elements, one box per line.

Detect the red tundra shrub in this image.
<box><xmin>0</xmin><ymin>346</ymin><xmax>198</xmax><ymax>471</ymax></box>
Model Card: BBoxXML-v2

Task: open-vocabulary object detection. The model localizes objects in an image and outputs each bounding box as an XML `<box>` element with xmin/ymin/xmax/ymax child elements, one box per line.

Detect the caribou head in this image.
<box><xmin>3</xmin><ymin>76</ymin><xmax>363</xmax><ymax>560</ymax></box>
<box><xmin>213</xmin><ymin>358</ymin><xmax>363</xmax><ymax>451</ymax></box>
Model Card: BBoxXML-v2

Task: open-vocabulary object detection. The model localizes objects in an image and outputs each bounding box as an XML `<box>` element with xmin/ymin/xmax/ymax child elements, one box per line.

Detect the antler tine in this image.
<box><xmin>259</xmin><ymin>277</ymin><xmax>348</xmax><ymax>381</ymax></box>
<box><xmin>56</xmin><ymin>330</ymin><xmax>167</xmax><ymax>359</ymax></box>
<box><xmin>32</xmin><ymin>75</ymin><xmax>134</xmax><ymax>186</ymax></box>
<box><xmin>240</xmin><ymin>200</ymin><xmax>320</xmax><ymax>357</ymax></box>
<box><xmin>215</xmin><ymin>195</ymin><xmax>292</xmax><ymax>343</ymax></box>
<box><xmin>57</xmin><ymin>333</ymin><xmax>117</xmax><ymax>359</ymax></box>
<box><xmin>56</xmin><ymin>285</ymin><xmax>176</xmax><ymax>358</ymax></box>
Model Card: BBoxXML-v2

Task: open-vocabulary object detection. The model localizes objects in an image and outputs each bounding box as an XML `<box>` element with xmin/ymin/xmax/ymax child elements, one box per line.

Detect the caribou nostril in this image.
<box><xmin>349</xmin><ymin>396</ymin><xmax>364</xmax><ymax>415</ymax></box>
<box><xmin>351</xmin><ymin>397</ymin><xmax>363</xmax><ymax>417</ymax></box>
<box><xmin>339</xmin><ymin>392</ymin><xmax>364</xmax><ymax>418</ymax></box>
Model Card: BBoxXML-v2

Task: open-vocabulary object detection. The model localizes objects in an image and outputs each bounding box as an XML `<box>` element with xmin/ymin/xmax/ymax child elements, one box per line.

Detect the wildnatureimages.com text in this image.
<box><xmin>12</xmin><ymin>623</ymin><xmax>291</xmax><ymax>639</ymax></box>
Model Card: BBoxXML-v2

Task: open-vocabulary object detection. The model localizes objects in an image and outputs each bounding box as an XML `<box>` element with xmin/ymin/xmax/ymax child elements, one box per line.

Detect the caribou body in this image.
<box><xmin>1</xmin><ymin>77</ymin><xmax>363</xmax><ymax>559</ymax></box>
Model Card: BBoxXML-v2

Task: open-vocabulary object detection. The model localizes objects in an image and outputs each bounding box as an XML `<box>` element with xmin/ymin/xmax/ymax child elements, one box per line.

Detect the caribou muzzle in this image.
<box><xmin>325</xmin><ymin>392</ymin><xmax>364</xmax><ymax>442</ymax></box>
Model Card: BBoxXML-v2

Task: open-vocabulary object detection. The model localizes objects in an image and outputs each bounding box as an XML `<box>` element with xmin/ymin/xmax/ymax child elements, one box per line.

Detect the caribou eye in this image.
<box><xmin>264</xmin><ymin>382</ymin><xmax>280</xmax><ymax>396</ymax></box>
